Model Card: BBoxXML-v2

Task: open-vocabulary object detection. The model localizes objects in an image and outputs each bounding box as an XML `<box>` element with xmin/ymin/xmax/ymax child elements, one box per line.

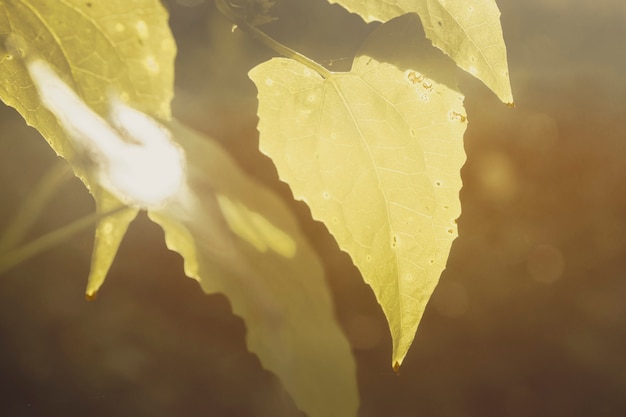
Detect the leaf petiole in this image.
<box><xmin>214</xmin><ymin>0</ymin><xmax>332</xmax><ymax>79</ymax></box>
<box><xmin>0</xmin><ymin>161</ymin><xmax>72</xmax><ymax>253</ymax></box>
<box><xmin>0</xmin><ymin>205</ymin><xmax>130</xmax><ymax>276</ymax></box>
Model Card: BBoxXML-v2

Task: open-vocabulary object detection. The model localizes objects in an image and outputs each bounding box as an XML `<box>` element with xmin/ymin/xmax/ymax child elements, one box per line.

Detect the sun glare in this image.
<box><xmin>25</xmin><ymin>59</ymin><xmax>186</xmax><ymax>209</ymax></box>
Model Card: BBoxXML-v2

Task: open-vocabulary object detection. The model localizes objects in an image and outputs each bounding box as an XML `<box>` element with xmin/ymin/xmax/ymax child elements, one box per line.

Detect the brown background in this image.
<box><xmin>1</xmin><ymin>0</ymin><xmax>625</xmax><ymax>416</ymax></box>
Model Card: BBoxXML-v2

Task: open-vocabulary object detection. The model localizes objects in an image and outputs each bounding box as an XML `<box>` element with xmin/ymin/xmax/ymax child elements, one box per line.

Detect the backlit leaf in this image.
<box><xmin>0</xmin><ymin>0</ymin><xmax>176</xmax><ymax>295</ymax></box>
<box><xmin>327</xmin><ymin>0</ymin><xmax>514</xmax><ymax>104</ymax></box>
<box><xmin>1</xmin><ymin>4</ymin><xmax>358</xmax><ymax>414</ymax></box>
<box><xmin>150</xmin><ymin>121</ymin><xmax>359</xmax><ymax>417</ymax></box>
<box><xmin>250</xmin><ymin>14</ymin><xmax>466</xmax><ymax>368</ymax></box>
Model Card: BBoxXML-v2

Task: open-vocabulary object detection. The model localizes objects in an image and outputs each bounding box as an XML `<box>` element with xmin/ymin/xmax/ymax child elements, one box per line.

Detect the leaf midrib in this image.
<box><xmin>327</xmin><ymin>72</ymin><xmax>405</xmax><ymax>339</ymax></box>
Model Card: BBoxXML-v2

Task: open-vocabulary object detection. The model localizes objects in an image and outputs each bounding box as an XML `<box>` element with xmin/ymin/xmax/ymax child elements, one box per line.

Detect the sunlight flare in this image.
<box><xmin>25</xmin><ymin>59</ymin><xmax>185</xmax><ymax>209</ymax></box>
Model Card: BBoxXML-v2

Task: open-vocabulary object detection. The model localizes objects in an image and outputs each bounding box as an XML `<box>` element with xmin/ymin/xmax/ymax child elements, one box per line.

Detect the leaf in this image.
<box><xmin>2</xmin><ymin>4</ymin><xmax>358</xmax><ymax>413</ymax></box>
<box><xmin>86</xmin><ymin>189</ymin><xmax>138</xmax><ymax>299</ymax></box>
<box><xmin>327</xmin><ymin>0</ymin><xmax>514</xmax><ymax>104</ymax></box>
<box><xmin>2</xmin><ymin>3</ymin><xmax>357</xmax><ymax>414</ymax></box>
<box><xmin>250</xmin><ymin>14</ymin><xmax>467</xmax><ymax>368</ymax></box>
<box><xmin>149</xmin><ymin>121</ymin><xmax>359</xmax><ymax>417</ymax></box>
<box><xmin>0</xmin><ymin>0</ymin><xmax>176</xmax><ymax>295</ymax></box>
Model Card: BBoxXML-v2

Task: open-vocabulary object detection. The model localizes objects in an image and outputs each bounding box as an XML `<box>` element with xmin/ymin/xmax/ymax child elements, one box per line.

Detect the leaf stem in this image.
<box><xmin>0</xmin><ymin>205</ymin><xmax>129</xmax><ymax>275</ymax></box>
<box><xmin>214</xmin><ymin>0</ymin><xmax>332</xmax><ymax>79</ymax></box>
<box><xmin>0</xmin><ymin>161</ymin><xmax>72</xmax><ymax>252</ymax></box>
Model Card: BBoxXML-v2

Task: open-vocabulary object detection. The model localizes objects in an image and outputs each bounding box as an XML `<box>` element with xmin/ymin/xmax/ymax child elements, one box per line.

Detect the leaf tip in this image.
<box><xmin>392</xmin><ymin>361</ymin><xmax>401</xmax><ymax>374</ymax></box>
<box><xmin>506</xmin><ymin>101</ymin><xmax>516</xmax><ymax>109</ymax></box>
<box><xmin>85</xmin><ymin>291</ymin><xmax>98</xmax><ymax>302</ymax></box>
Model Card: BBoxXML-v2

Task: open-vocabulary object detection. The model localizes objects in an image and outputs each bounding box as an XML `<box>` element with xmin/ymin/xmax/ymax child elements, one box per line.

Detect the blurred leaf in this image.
<box><xmin>86</xmin><ymin>189</ymin><xmax>138</xmax><ymax>298</ymax></box>
<box><xmin>1</xmin><ymin>4</ymin><xmax>358</xmax><ymax>415</ymax></box>
<box><xmin>150</xmin><ymin>121</ymin><xmax>359</xmax><ymax>417</ymax></box>
<box><xmin>0</xmin><ymin>0</ymin><xmax>175</xmax><ymax>295</ymax></box>
<box><xmin>327</xmin><ymin>0</ymin><xmax>514</xmax><ymax>104</ymax></box>
<box><xmin>250</xmin><ymin>14</ymin><xmax>466</xmax><ymax>368</ymax></box>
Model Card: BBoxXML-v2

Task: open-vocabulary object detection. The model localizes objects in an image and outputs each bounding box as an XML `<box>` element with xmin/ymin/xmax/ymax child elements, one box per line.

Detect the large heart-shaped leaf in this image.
<box><xmin>250</xmin><ymin>14</ymin><xmax>467</xmax><ymax>368</ymax></box>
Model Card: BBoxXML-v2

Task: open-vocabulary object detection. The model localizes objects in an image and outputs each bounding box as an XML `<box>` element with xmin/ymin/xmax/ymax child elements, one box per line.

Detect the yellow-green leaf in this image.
<box><xmin>250</xmin><ymin>14</ymin><xmax>466</xmax><ymax>368</ymax></box>
<box><xmin>327</xmin><ymin>0</ymin><xmax>514</xmax><ymax>104</ymax></box>
<box><xmin>149</xmin><ymin>121</ymin><xmax>358</xmax><ymax>417</ymax></box>
<box><xmin>86</xmin><ymin>189</ymin><xmax>138</xmax><ymax>299</ymax></box>
<box><xmin>0</xmin><ymin>0</ymin><xmax>176</xmax><ymax>294</ymax></box>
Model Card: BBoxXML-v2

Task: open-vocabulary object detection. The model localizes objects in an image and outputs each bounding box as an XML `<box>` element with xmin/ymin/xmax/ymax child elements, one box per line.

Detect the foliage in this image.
<box><xmin>0</xmin><ymin>1</ymin><xmax>512</xmax><ymax>416</ymax></box>
<box><xmin>250</xmin><ymin>13</ymin><xmax>467</xmax><ymax>370</ymax></box>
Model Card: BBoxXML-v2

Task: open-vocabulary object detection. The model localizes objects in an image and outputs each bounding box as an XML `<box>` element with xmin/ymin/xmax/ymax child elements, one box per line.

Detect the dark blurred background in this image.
<box><xmin>1</xmin><ymin>0</ymin><xmax>625</xmax><ymax>416</ymax></box>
